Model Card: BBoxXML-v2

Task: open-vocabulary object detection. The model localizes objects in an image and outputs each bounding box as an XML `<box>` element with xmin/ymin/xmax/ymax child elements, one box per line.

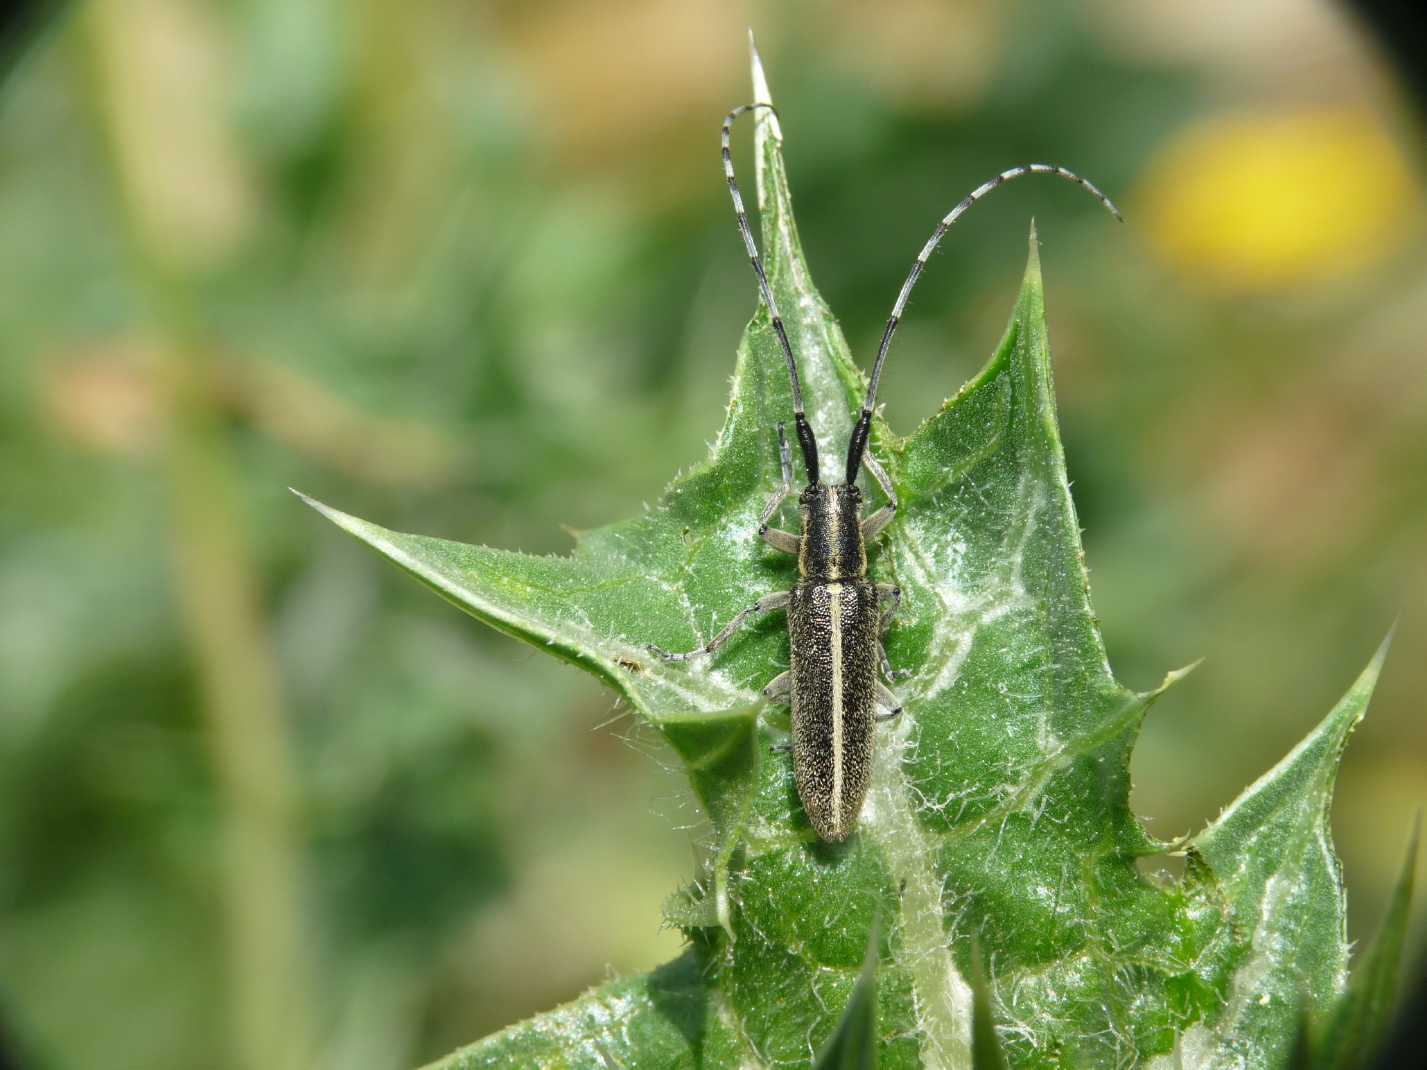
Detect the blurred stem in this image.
<box><xmin>158</xmin><ymin>334</ymin><xmax>313</xmax><ymax>1070</ymax></box>
<box><xmin>79</xmin><ymin>5</ymin><xmax>313</xmax><ymax>1069</ymax></box>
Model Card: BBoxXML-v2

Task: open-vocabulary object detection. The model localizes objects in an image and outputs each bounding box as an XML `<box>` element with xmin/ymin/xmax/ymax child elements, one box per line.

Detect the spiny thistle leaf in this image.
<box><xmin>1153</xmin><ymin>639</ymin><xmax>1390</xmax><ymax>1070</ymax></box>
<box><xmin>305</xmin><ymin>42</ymin><xmax>1396</xmax><ymax>1070</ymax></box>
<box><xmin>1312</xmin><ymin>812</ymin><xmax>1418</xmax><ymax>1070</ymax></box>
<box><xmin>969</xmin><ymin>942</ymin><xmax>1010</xmax><ymax>1070</ymax></box>
<box><xmin>813</xmin><ymin>922</ymin><xmax>881</xmax><ymax>1070</ymax></box>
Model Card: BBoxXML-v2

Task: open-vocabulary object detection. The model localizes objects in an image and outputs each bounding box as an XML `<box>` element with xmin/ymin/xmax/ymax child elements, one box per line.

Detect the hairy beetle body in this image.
<box><xmin>789</xmin><ymin>577</ymin><xmax>879</xmax><ymax>841</ymax></box>
<box><xmin>647</xmin><ymin>104</ymin><xmax>1119</xmax><ymax>842</ymax></box>
<box><xmin>788</xmin><ymin>484</ymin><xmax>879</xmax><ymax>840</ymax></box>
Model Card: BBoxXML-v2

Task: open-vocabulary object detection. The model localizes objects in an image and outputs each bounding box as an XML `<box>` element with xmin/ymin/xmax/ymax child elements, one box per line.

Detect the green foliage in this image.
<box><xmin>812</xmin><ymin>922</ymin><xmax>880</xmax><ymax>1070</ymax></box>
<box><xmin>1160</xmin><ymin>641</ymin><xmax>1390</xmax><ymax>1069</ymax></box>
<box><xmin>1311</xmin><ymin>816</ymin><xmax>1418</xmax><ymax>1070</ymax></box>
<box><xmin>308</xmin><ymin>61</ymin><xmax>1405</xmax><ymax>1070</ymax></box>
<box><xmin>969</xmin><ymin>942</ymin><xmax>1011</xmax><ymax>1070</ymax></box>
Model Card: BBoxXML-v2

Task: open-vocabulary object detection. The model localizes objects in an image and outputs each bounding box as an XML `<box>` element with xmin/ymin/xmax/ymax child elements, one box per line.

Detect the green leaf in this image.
<box><xmin>302</xmin><ymin>42</ymin><xmax>1390</xmax><ymax>1070</ymax></box>
<box><xmin>1312</xmin><ymin>812</ymin><xmax>1418</xmax><ymax>1070</ymax></box>
<box><xmin>419</xmin><ymin>951</ymin><xmax>708</xmax><ymax>1070</ymax></box>
<box><xmin>1150</xmin><ymin>637</ymin><xmax>1390</xmax><ymax>1070</ymax></box>
<box><xmin>1286</xmin><ymin>1008</ymin><xmax>1315</xmax><ymax>1070</ymax></box>
<box><xmin>813</xmin><ymin>921</ymin><xmax>880</xmax><ymax>1070</ymax></box>
<box><xmin>969</xmin><ymin>942</ymin><xmax>1010</xmax><ymax>1070</ymax></box>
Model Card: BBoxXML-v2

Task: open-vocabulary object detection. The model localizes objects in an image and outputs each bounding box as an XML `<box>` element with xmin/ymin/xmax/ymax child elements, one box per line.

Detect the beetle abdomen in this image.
<box><xmin>787</xmin><ymin>579</ymin><xmax>879</xmax><ymax>841</ymax></box>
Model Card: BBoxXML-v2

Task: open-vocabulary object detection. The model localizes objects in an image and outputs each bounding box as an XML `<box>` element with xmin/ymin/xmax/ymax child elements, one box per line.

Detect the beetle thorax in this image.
<box><xmin>798</xmin><ymin>483</ymin><xmax>866</xmax><ymax>581</ymax></box>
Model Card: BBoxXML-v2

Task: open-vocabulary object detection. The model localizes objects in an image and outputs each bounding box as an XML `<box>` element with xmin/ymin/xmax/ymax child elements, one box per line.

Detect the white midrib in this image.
<box><xmin>870</xmin><ymin>724</ymin><xmax>974</xmax><ymax>1069</ymax></box>
<box><xmin>747</xmin><ymin>48</ymin><xmax>972</xmax><ymax>1061</ymax></box>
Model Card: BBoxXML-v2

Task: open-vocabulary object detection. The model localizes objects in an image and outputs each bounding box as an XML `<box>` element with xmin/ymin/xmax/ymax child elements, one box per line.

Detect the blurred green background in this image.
<box><xmin>1</xmin><ymin>2</ymin><xmax>1424</xmax><ymax>1068</ymax></box>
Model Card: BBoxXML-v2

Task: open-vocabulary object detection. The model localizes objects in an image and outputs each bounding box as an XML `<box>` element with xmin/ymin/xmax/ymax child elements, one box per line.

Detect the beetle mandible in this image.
<box><xmin>650</xmin><ymin>104</ymin><xmax>1121</xmax><ymax>842</ymax></box>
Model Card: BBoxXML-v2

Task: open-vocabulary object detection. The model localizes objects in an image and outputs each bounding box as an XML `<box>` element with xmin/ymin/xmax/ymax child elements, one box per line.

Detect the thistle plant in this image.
<box><xmin>301</xmin><ymin>47</ymin><xmax>1413</xmax><ymax>1070</ymax></box>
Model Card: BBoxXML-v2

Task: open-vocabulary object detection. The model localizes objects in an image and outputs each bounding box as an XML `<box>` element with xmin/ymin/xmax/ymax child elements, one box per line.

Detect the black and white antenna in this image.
<box><xmin>844</xmin><ymin>165</ymin><xmax>1123</xmax><ymax>483</ymax></box>
<box><xmin>721</xmin><ymin>102</ymin><xmax>820</xmax><ymax>485</ymax></box>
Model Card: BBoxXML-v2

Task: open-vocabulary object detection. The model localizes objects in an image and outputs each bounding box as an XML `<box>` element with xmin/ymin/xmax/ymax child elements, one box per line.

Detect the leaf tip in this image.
<box><xmin>1343</xmin><ymin>629</ymin><xmax>1394</xmax><ymax>731</ymax></box>
<box><xmin>812</xmin><ymin>915</ymin><xmax>880</xmax><ymax>1069</ymax></box>
<box><xmin>970</xmin><ymin>937</ymin><xmax>1011</xmax><ymax>1070</ymax></box>
<box><xmin>1399</xmin><ymin>807</ymin><xmax>1421</xmax><ymax>897</ymax></box>
<box><xmin>1289</xmin><ymin>634</ymin><xmax>1392</xmax><ymax>764</ymax></box>
<box><xmin>1195</xmin><ymin>637</ymin><xmax>1391</xmax><ymax>868</ymax></box>
<box><xmin>748</xmin><ymin>30</ymin><xmax>781</xmax><ymax>141</ymax></box>
<box><xmin>1396</xmin><ymin>807</ymin><xmax>1422</xmax><ymax>930</ymax></box>
<box><xmin>290</xmin><ymin>489</ymin><xmax>366</xmax><ymax>541</ymax></box>
<box><xmin>290</xmin><ymin>486</ymin><xmax>335</xmax><ymax>520</ymax></box>
<box><xmin>1373</xmin><ymin>621</ymin><xmax>1397</xmax><ymax>670</ymax></box>
<box><xmin>1022</xmin><ymin>219</ymin><xmax>1043</xmax><ymax>284</ymax></box>
<box><xmin>1149</xmin><ymin>657</ymin><xmax>1204</xmax><ymax>698</ymax></box>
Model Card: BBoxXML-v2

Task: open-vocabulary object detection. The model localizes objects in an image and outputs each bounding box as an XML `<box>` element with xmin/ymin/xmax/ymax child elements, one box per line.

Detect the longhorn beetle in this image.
<box><xmin>650</xmin><ymin>104</ymin><xmax>1121</xmax><ymax>842</ymax></box>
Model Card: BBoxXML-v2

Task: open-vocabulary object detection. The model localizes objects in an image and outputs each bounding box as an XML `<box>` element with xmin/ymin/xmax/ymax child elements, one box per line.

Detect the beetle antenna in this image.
<box><xmin>844</xmin><ymin>164</ymin><xmax>1123</xmax><ymax>483</ymax></box>
<box><xmin>723</xmin><ymin>104</ymin><xmax>820</xmax><ymax>485</ymax></box>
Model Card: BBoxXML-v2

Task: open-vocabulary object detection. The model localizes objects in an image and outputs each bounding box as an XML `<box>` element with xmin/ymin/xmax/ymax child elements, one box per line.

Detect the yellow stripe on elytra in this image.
<box><xmin>828</xmin><ymin>582</ymin><xmax>844</xmax><ymax>833</ymax></box>
<box><xmin>798</xmin><ymin>503</ymin><xmax>808</xmax><ymax>577</ymax></box>
<box><xmin>825</xmin><ymin>496</ymin><xmax>842</xmax><ymax>580</ymax></box>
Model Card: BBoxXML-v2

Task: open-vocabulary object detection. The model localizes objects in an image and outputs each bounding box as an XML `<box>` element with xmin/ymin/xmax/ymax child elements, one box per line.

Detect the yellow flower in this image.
<box><xmin>1137</xmin><ymin>110</ymin><xmax>1417</xmax><ymax>290</ymax></box>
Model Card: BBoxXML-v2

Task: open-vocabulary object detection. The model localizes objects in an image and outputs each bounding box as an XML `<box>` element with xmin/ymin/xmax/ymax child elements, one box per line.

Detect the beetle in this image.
<box><xmin>650</xmin><ymin>104</ymin><xmax>1120</xmax><ymax>842</ymax></box>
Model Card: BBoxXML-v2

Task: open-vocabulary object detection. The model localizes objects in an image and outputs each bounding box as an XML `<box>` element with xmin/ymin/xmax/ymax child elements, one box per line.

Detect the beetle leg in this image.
<box><xmin>880</xmin><ymin>642</ymin><xmax>912</xmax><ymax>682</ymax></box>
<box><xmin>761</xmin><ymin>669</ymin><xmax>792</xmax><ymax>704</ymax></box>
<box><xmin>874</xmin><ymin>680</ymin><xmax>903</xmax><ymax>722</ymax></box>
<box><xmin>761</xmin><ymin>526</ymin><xmax>800</xmax><ymax>554</ymax></box>
<box><xmin>759</xmin><ymin>424</ymin><xmax>800</xmax><ymax>554</ymax></box>
<box><xmin>861</xmin><ymin>449</ymin><xmax>898</xmax><ymax>540</ymax></box>
<box><xmin>875</xmin><ymin>585</ymin><xmax>911</xmax><ymax>680</ymax></box>
<box><xmin>648</xmin><ymin>590</ymin><xmax>791</xmax><ymax>662</ymax></box>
